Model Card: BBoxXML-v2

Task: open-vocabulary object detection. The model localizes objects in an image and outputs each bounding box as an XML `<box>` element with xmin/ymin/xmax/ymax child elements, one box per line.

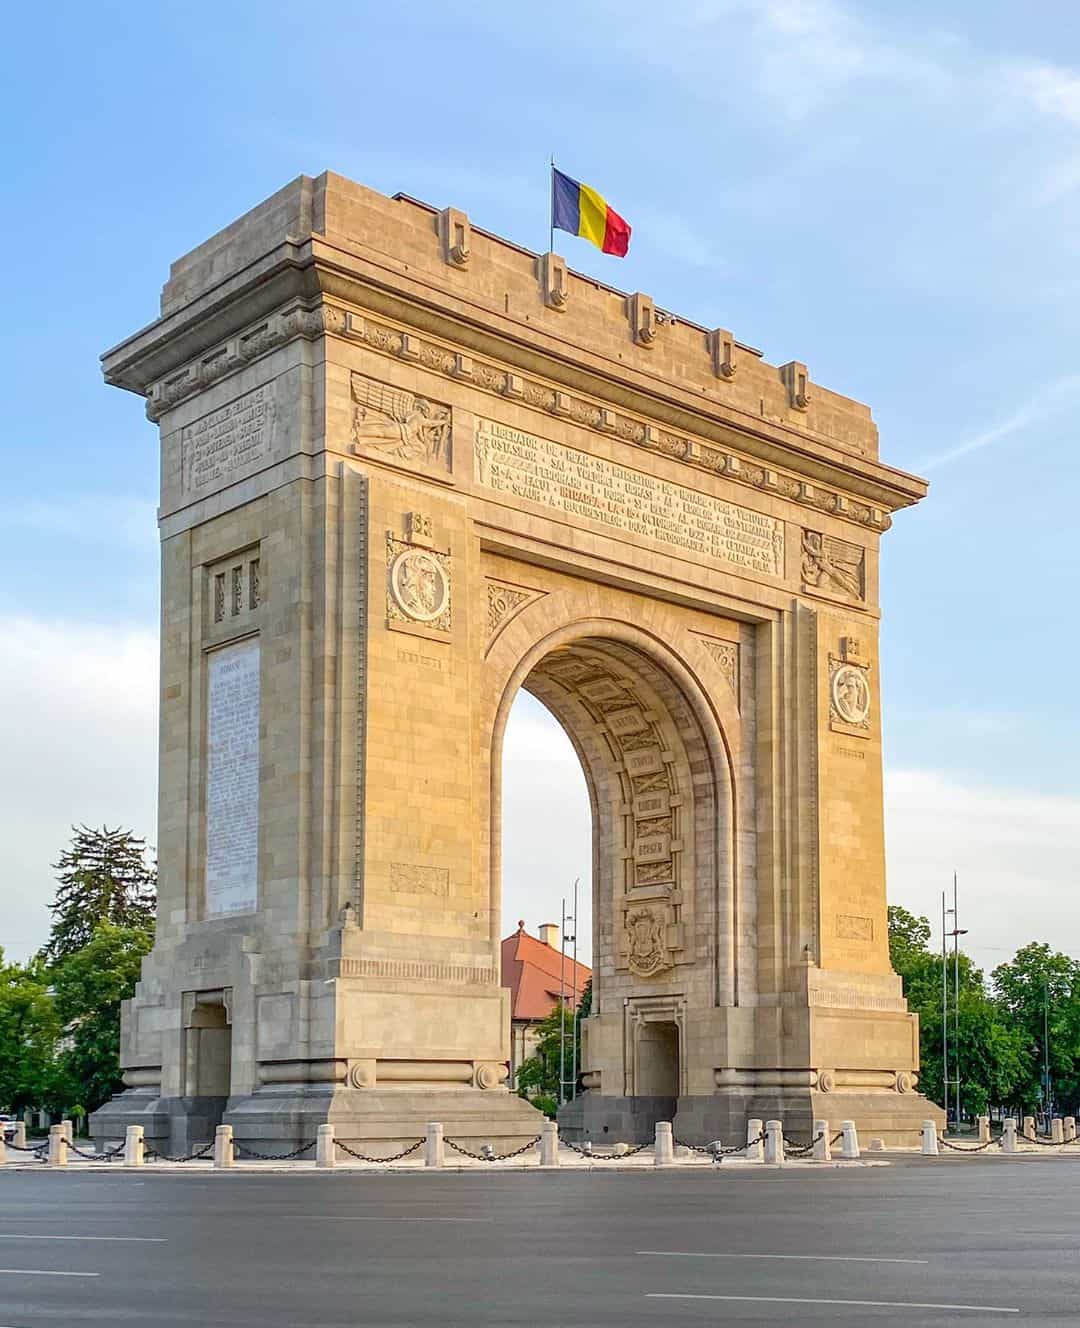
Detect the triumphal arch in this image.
<box><xmin>92</xmin><ymin>172</ymin><xmax>940</xmax><ymax>1152</ymax></box>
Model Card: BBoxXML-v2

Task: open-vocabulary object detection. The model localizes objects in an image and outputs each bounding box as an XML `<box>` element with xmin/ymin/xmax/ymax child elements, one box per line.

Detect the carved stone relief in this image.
<box><xmin>351</xmin><ymin>372</ymin><xmax>451</xmax><ymax>471</ymax></box>
<box><xmin>694</xmin><ymin>634</ymin><xmax>739</xmax><ymax>703</ymax></box>
<box><xmin>802</xmin><ymin>529</ymin><xmax>865</xmax><ymax>601</ymax></box>
<box><xmin>625</xmin><ymin>906</ymin><xmax>672</xmax><ymax>978</ymax></box>
<box><xmin>485</xmin><ymin>579</ymin><xmax>545</xmax><ymax>650</ymax></box>
<box><xmin>386</xmin><ymin>534</ymin><xmax>451</xmax><ymax>634</ymax></box>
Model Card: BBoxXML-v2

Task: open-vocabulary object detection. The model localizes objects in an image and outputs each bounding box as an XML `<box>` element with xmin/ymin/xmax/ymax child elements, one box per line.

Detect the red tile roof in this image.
<box><xmin>501</xmin><ymin>920</ymin><xmax>592</xmax><ymax>1022</ymax></box>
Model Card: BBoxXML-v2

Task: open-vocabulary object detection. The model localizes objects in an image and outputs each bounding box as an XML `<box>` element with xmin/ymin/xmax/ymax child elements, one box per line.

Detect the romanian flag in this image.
<box><xmin>551</xmin><ymin>167</ymin><xmax>631</xmax><ymax>257</ymax></box>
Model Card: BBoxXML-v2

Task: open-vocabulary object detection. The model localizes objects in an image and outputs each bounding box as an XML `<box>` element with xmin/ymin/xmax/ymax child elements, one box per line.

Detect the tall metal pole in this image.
<box><xmin>1043</xmin><ymin>979</ymin><xmax>1052</xmax><ymax>1125</ymax></box>
<box><xmin>549</xmin><ymin>156</ymin><xmax>556</xmax><ymax>255</ymax></box>
<box><xmin>941</xmin><ymin>891</ymin><xmax>949</xmax><ymax>1126</ymax></box>
<box><xmin>558</xmin><ymin>898</ymin><xmax>566</xmax><ymax>1107</ymax></box>
<box><xmin>953</xmin><ymin>872</ymin><xmax>961</xmax><ymax>1128</ymax></box>
<box><xmin>570</xmin><ymin>877</ymin><xmax>580</xmax><ymax>1101</ymax></box>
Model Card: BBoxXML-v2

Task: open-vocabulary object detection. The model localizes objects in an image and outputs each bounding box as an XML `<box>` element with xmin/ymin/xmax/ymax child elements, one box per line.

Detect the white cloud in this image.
<box><xmin>885</xmin><ymin>768</ymin><xmax>1080</xmax><ymax>976</ymax></box>
<box><xmin>1</xmin><ymin>496</ymin><xmax>158</xmax><ymax>552</ymax></box>
<box><xmin>1007</xmin><ymin>61</ymin><xmax>1080</xmax><ymax>127</ymax></box>
<box><xmin>501</xmin><ymin>692</ymin><xmax>593</xmax><ymax>956</ymax></box>
<box><xmin>916</xmin><ymin>374</ymin><xmax>1080</xmax><ymax>471</ymax></box>
<box><xmin>0</xmin><ymin>616</ymin><xmax>158</xmax><ymax>963</ymax></box>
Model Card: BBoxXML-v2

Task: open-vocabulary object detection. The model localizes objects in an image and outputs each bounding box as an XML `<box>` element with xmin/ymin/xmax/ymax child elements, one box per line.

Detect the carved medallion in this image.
<box><xmin>389</xmin><ymin>548</ymin><xmax>449</xmax><ymax>624</ymax></box>
<box><xmin>351</xmin><ymin>373</ymin><xmax>451</xmax><ymax>471</ymax></box>
<box><xmin>625</xmin><ymin>906</ymin><xmax>672</xmax><ymax>978</ymax></box>
<box><xmin>831</xmin><ymin>664</ymin><xmax>870</xmax><ymax>727</ymax></box>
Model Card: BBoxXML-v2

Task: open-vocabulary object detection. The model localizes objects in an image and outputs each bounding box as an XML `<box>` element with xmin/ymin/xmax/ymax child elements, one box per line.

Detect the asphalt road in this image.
<box><xmin>1</xmin><ymin>1156</ymin><xmax>1079</xmax><ymax>1326</ymax></box>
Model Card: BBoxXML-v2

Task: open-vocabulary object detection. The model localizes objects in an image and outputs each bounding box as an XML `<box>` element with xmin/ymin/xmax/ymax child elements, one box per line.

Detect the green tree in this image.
<box><xmin>0</xmin><ymin>950</ymin><xmax>63</xmax><ymax>1115</ymax></box>
<box><xmin>992</xmin><ymin>943</ymin><xmax>1080</xmax><ymax>1115</ymax></box>
<box><xmin>51</xmin><ymin>922</ymin><xmax>153</xmax><ymax>1115</ymax></box>
<box><xmin>515</xmin><ymin>981</ymin><xmax>591</xmax><ymax>1117</ymax></box>
<box><xmin>44</xmin><ymin>826</ymin><xmax>156</xmax><ymax>964</ymax></box>
<box><xmin>887</xmin><ymin>906</ymin><xmax>1026</xmax><ymax>1114</ymax></box>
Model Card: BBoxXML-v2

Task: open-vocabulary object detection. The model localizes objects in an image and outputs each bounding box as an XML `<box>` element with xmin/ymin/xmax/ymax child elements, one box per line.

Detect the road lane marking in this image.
<box><xmin>638</xmin><ymin>1250</ymin><xmax>928</xmax><ymax>1264</ymax></box>
<box><xmin>0</xmin><ymin>1235</ymin><xmax>165</xmax><ymax>1243</ymax></box>
<box><xmin>0</xmin><ymin>1270</ymin><xmax>100</xmax><ymax>1278</ymax></box>
<box><xmin>648</xmin><ymin>1294</ymin><xmax>1019</xmax><ymax>1313</ymax></box>
<box><xmin>284</xmin><ymin>1216</ymin><xmax>491</xmax><ymax>1222</ymax></box>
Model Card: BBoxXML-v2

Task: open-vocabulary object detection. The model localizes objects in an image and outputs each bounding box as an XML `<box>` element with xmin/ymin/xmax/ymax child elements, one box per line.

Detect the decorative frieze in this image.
<box><xmin>149</xmin><ymin>300</ymin><xmax>890</xmax><ymax>533</ymax></box>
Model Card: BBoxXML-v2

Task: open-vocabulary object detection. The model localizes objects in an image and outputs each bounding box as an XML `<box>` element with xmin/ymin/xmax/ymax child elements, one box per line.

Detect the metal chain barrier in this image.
<box><xmin>782</xmin><ymin>1132</ymin><xmax>825</xmax><ymax>1156</ymax></box>
<box><xmin>335</xmin><ymin>1138</ymin><xmax>424</xmax><ymax>1163</ymax></box>
<box><xmin>565</xmin><ymin>1139</ymin><xmax>652</xmax><ymax>1158</ymax></box>
<box><xmin>144</xmin><ymin>1140</ymin><xmax>216</xmax><ymax>1162</ymax></box>
<box><xmin>3</xmin><ymin>1140</ymin><xmax>49</xmax><ymax>1159</ymax></box>
<box><xmin>937</xmin><ymin>1134</ymin><xmax>997</xmax><ymax>1153</ymax></box>
<box><xmin>444</xmin><ymin>1135</ymin><xmax>541</xmax><ymax>1161</ymax></box>
<box><xmin>68</xmin><ymin>1142</ymin><xmax>125</xmax><ymax>1162</ymax></box>
<box><xmin>673</xmin><ymin>1130</ymin><xmax>767</xmax><ymax>1157</ymax></box>
<box><xmin>234</xmin><ymin>1140</ymin><xmax>315</xmax><ymax>1162</ymax></box>
<box><xmin>830</xmin><ymin>1131</ymin><xmax>845</xmax><ymax>1146</ymax></box>
<box><xmin>1019</xmin><ymin>1130</ymin><xmax>1069</xmax><ymax>1148</ymax></box>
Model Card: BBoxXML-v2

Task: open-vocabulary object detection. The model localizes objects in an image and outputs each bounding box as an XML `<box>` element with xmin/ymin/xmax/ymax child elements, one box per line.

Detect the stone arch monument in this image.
<box><xmin>92</xmin><ymin>172</ymin><xmax>942</xmax><ymax>1152</ymax></box>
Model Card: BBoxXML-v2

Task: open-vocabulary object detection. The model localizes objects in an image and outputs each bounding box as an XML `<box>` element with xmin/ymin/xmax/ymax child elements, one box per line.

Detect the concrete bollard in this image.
<box><xmin>654</xmin><ymin>1121</ymin><xmax>675</xmax><ymax>1167</ymax></box>
<box><xmin>317</xmin><ymin>1124</ymin><xmax>336</xmax><ymax>1169</ymax></box>
<box><xmin>60</xmin><ymin>1119</ymin><xmax>73</xmax><ymax>1146</ymax></box>
<box><xmin>213</xmin><ymin>1124</ymin><xmax>233</xmax><ymax>1169</ymax></box>
<box><xmin>1065</xmin><ymin>1117</ymin><xmax>1076</xmax><ymax>1143</ymax></box>
<box><xmin>48</xmin><ymin>1125</ymin><xmax>68</xmax><ymax>1167</ymax></box>
<box><xmin>12</xmin><ymin>1123</ymin><xmax>26</xmax><ymax>1149</ymax></box>
<box><xmin>540</xmin><ymin>1120</ymin><xmax>559</xmax><ymax>1167</ymax></box>
<box><xmin>921</xmin><ymin>1120</ymin><xmax>939</xmax><ymax>1155</ymax></box>
<box><xmin>764</xmin><ymin>1120</ymin><xmax>784</xmax><ymax>1165</ymax></box>
<box><xmin>424</xmin><ymin>1122</ymin><xmax>444</xmax><ymax>1169</ymax></box>
<box><xmin>840</xmin><ymin>1120</ymin><xmax>860</xmax><ymax>1160</ymax></box>
<box><xmin>1051</xmin><ymin>1118</ymin><xmax>1064</xmax><ymax>1144</ymax></box>
<box><xmin>745</xmin><ymin>1117</ymin><xmax>764</xmax><ymax>1162</ymax></box>
<box><xmin>812</xmin><ymin>1119</ymin><xmax>831</xmax><ymax>1161</ymax></box>
<box><xmin>124</xmin><ymin>1125</ymin><xmax>144</xmax><ymax>1167</ymax></box>
<box><xmin>1023</xmin><ymin>1116</ymin><xmax>1036</xmax><ymax>1141</ymax></box>
<box><xmin>1002</xmin><ymin>1118</ymin><xmax>1018</xmax><ymax>1153</ymax></box>
<box><xmin>978</xmin><ymin>1116</ymin><xmax>991</xmax><ymax>1143</ymax></box>
<box><xmin>0</xmin><ymin>1135</ymin><xmax>6</xmax><ymax>1166</ymax></box>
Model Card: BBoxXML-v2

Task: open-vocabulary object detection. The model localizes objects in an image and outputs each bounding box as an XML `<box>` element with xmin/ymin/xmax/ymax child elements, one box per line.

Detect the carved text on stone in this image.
<box><xmin>182</xmin><ymin>384</ymin><xmax>276</xmax><ymax>491</ymax></box>
<box><xmin>205</xmin><ymin>639</ymin><xmax>260</xmax><ymax>915</ymax></box>
<box><xmin>474</xmin><ymin>420</ymin><xmax>784</xmax><ymax>577</ymax></box>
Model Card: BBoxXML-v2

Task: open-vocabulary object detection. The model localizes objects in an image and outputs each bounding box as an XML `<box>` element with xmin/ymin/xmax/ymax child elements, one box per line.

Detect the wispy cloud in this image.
<box><xmin>1</xmin><ymin>495</ymin><xmax>157</xmax><ymax>551</ymax></box>
<box><xmin>915</xmin><ymin>375</ymin><xmax>1080</xmax><ymax>471</ymax></box>
<box><xmin>886</xmin><ymin>767</ymin><xmax>1080</xmax><ymax>973</ymax></box>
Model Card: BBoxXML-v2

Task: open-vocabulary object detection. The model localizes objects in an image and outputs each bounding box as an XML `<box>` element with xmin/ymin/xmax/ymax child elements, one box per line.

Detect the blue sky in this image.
<box><xmin>2</xmin><ymin>0</ymin><xmax>1079</xmax><ymax>970</ymax></box>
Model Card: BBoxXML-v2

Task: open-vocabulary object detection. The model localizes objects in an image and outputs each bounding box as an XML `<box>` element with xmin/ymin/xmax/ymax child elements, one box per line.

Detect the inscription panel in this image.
<box><xmin>205</xmin><ymin>639</ymin><xmax>260</xmax><ymax>916</ymax></box>
<box><xmin>182</xmin><ymin>384</ymin><xmax>276</xmax><ymax>492</ymax></box>
<box><xmin>474</xmin><ymin>419</ymin><xmax>784</xmax><ymax>576</ymax></box>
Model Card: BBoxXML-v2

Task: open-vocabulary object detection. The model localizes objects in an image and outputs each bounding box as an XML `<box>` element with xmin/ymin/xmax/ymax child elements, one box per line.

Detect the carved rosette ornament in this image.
<box><xmin>625</xmin><ymin>906</ymin><xmax>673</xmax><ymax>978</ymax></box>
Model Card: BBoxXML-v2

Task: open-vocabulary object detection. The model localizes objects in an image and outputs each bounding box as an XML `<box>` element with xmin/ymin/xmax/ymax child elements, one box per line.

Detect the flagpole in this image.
<box><xmin>549</xmin><ymin>155</ymin><xmax>555</xmax><ymax>255</ymax></box>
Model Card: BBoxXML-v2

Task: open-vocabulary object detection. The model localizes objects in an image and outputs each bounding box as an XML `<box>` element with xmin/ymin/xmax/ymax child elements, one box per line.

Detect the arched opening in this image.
<box><xmin>493</xmin><ymin>626</ymin><xmax>734</xmax><ymax>1140</ymax></box>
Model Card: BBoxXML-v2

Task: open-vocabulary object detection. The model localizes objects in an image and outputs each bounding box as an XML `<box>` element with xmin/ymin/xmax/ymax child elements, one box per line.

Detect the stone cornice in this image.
<box><xmin>136</xmin><ymin>294</ymin><xmax>896</xmax><ymax>534</ymax></box>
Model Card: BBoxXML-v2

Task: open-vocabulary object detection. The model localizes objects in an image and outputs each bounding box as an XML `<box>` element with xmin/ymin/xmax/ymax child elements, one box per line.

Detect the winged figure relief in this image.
<box><xmin>351</xmin><ymin>375</ymin><xmax>451</xmax><ymax>467</ymax></box>
<box><xmin>801</xmin><ymin>529</ymin><xmax>864</xmax><ymax>600</ymax></box>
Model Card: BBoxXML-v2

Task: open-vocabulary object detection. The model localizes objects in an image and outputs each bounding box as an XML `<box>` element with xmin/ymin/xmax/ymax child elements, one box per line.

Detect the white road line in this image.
<box><xmin>0</xmin><ymin>1269</ymin><xmax>100</xmax><ymax>1278</ymax></box>
<box><xmin>286</xmin><ymin>1216</ymin><xmax>491</xmax><ymax>1222</ymax></box>
<box><xmin>648</xmin><ymin>1294</ymin><xmax>1019</xmax><ymax>1313</ymax></box>
<box><xmin>638</xmin><ymin>1250</ymin><xmax>928</xmax><ymax>1264</ymax></box>
<box><xmin>0</xmin><ymin>1234</ymin><xmax>165</xmax><ymax>1242</ymax></box>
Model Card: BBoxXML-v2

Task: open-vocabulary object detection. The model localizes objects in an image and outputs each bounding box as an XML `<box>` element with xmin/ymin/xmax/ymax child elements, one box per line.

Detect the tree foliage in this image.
<box><xmin>44</xmin><ymin>826</ymin><xmax>156</xmax><ymax>964</ymax></box>
<box><xmin>51</xmin><ymin>922</ymin><xmax>153</xmax><ymax>1114</ymax></box>
<box><xmin>0</xmin><ymin>950</ymin><xmax>63</xmax><ymax>1114</ymax></box>
<box><xmin>515</xmin><ymin>981</ymin><xmax>591</xmax><ymax>1116</ymax></box>
<box><xmin>992</xmin><ymin>944</ymin><xmax>1080</xmax><ymax>1114</ymax></box>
